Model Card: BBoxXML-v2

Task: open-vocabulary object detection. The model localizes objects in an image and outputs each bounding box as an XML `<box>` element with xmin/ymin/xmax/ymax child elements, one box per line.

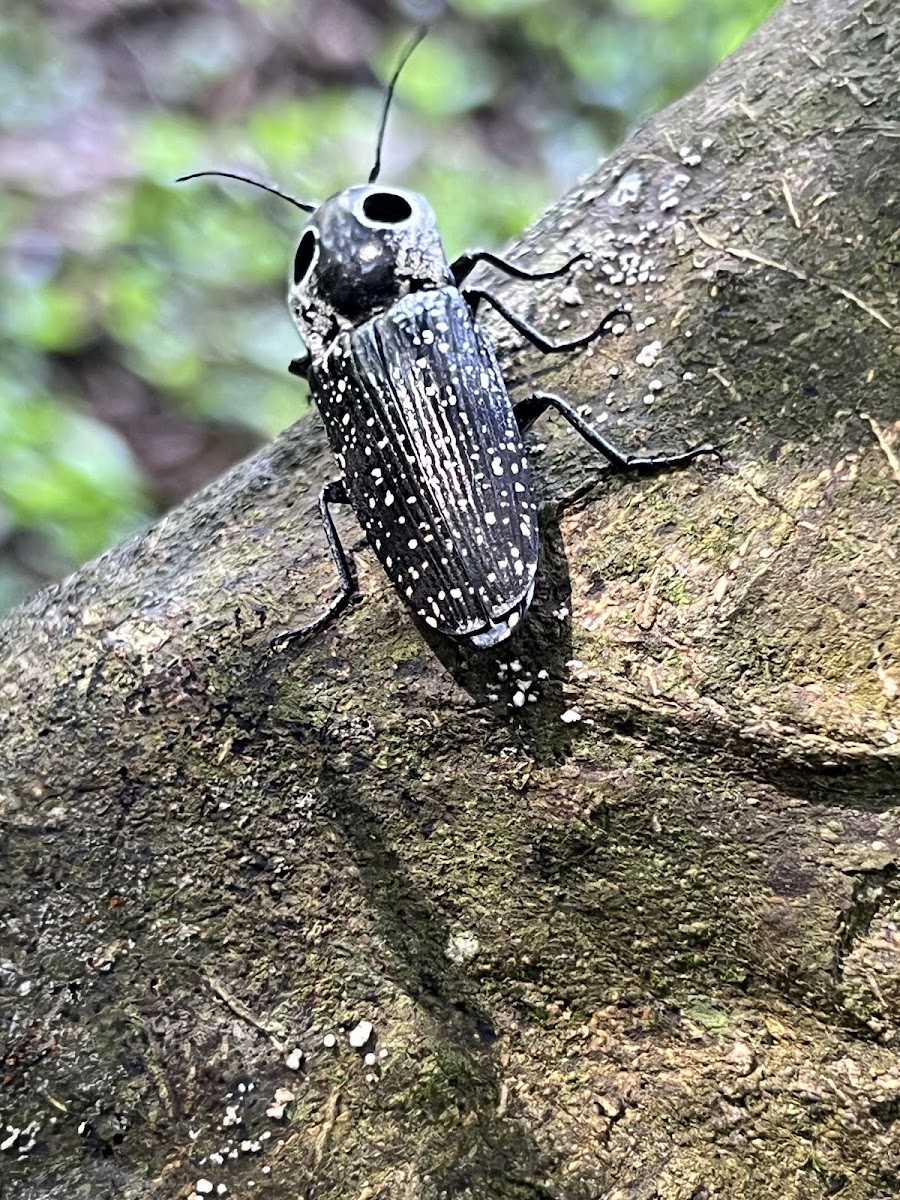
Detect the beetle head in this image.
<box><xmin>287</xmin><ymin>184</ymin><xmax>452</xmax><ymax>354</ymax></box>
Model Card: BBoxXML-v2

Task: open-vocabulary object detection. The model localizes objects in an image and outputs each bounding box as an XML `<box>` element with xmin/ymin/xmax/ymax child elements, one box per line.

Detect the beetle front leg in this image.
<box><xmin>288</xmin><ymin>349</ymin><xmax>311</xmax><ymax>379</ymax></box>
<box><xmin>451</xmin><ymin>249</ymin><xmax>587</xmax><ymax>287</ymax></box>
<box><xmin>464</xmin><ymin>288</ymin><xmax>626</xmax><ymax>353</ymax></box>
<box><xmin>270</xmin><ymin>479</ymin><xmax>360</xmax><ymax>650</ymax></box>
<box><xmin>514</xmin><ymin>391</ymin><xmax>720</xmax><ymax>472</ymax></box>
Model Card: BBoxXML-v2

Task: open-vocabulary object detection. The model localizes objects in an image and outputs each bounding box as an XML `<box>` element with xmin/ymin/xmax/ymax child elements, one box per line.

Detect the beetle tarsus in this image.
<box><xmin>514</xmin><ymin>391</ymin><xmax>722</xmax><ymax>471</ymax></box>
<box><xmin>288</xmin><ymin>351</ymin><xmax>311</xmax><ymax>379</ymax></box>
<box><xmin>269</xmin><ymin>479</ymin><xmax>359</xmax><ymax>650</ymax></box>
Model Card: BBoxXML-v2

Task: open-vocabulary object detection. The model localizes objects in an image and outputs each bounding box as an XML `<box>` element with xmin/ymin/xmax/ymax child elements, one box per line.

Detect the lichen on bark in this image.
<box><xmin>1</xmin><ymin>1</ymin><xmax>899</xmax><ymax>1197</ymax></box>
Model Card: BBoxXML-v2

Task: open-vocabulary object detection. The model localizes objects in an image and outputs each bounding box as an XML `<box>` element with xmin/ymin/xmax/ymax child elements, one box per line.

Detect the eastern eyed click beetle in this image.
<box><xmin>180</xmin><ymin>31</ymin><xmax>716</xmax><ymax>650</ymax></box>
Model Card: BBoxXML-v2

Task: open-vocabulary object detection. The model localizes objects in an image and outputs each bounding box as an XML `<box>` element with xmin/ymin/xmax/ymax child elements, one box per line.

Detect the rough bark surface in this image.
<box><xmin>2</xmin><ymin>1</ymin><xmax>899</xmax><ymax>1197</ymax></box>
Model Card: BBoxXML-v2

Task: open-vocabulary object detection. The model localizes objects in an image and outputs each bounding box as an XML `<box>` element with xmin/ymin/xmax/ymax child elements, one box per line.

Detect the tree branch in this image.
<box><xmin>2</xmin><ymin>1</ymin><xmax>899</xmax><ymax>1197</ymax></box>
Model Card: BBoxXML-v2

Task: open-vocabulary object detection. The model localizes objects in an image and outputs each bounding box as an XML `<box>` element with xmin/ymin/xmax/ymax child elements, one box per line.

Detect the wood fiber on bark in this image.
<box><xmin>1</xmin><ymin>0</ymin><xmax>899</xmax><ymax>1197</ymax></box>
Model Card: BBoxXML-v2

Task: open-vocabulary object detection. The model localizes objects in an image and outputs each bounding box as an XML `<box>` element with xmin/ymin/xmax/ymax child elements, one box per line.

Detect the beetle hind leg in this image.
<box><xmin>270</xmin><ymin>479</ymin><xmax>360</xmax><ymax>651</ymax></box>
<box><xmin>514</xmin><ymin>391</ymin><xmax>720</xmax><ymax>471</ymax></box>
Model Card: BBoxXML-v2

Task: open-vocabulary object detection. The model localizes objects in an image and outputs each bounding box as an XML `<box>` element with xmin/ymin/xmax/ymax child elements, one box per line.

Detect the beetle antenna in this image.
<box><xmin>176</xmin><ymin>171</ymin><xmax>317</xmax><ymax>213</ymax></box>
<box><xmin>368</xmin><ymin>27</ymin><xmax>428</xmax><ymax>185</ymax></box>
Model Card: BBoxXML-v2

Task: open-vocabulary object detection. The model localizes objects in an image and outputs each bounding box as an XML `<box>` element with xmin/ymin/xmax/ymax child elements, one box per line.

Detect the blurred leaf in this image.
<box><xmin>133</xmin><ymin>114</ymin><xmax>209</xmax><ymax>184</ymax></box>
<box><xmin>2</xmin><ymin>279</ymin><xmax>91</xmax><ymax>352</ymax></box>
<box><xmin>248</xmin><ymin>100</ymin><xmax>328</xmax><ymax>182</ymax></box>
<box><xmin>0</xmin><ymin>392</ymin><xmax>152</xmax><ymax>568</ymax></box>
<box><xmin>103</xmin><ymin>258</ymin><xmax>165</xmax><ymax>344</ymax></box>
<box><xmin>384</xmin><ymin>34</ymin><xmax>497</xmax><ymax>116</ymax></box>
<box><xmin>453</xmin><ymin>0</ymin><xmax>539</xmax><ymax>14</ymax></box>
<box><xmin>0</xmin><ymin>8</ymin><xmax>100</xmax><ymax>127</ymax></box>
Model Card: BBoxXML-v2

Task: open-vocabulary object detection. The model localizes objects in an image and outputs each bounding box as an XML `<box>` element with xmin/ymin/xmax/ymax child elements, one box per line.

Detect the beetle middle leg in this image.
<box><xmin>514</xmin><ymin>391</ymin><xmax>720</xmax><ymax>471</ymax></box>
<box><xmin>464</xmin><ymin>288</ymin><xmax>625</xmax><ymax>353</ymax></box>
<box><xmin>270</xmin><ymin>479</ymin><xmax>359</xmax><ymax>650</ymax></box>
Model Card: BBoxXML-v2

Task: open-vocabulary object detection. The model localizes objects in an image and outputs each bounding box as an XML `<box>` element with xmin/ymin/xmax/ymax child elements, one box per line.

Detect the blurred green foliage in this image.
<box><xmin>0</xmin><ymin>0</ymin><xmax>778</xmax><ymax>612</ymax></box>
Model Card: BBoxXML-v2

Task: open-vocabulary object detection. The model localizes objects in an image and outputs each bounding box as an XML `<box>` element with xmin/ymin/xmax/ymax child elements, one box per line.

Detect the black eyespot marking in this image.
<box><xmin>362</xmin><ymin>192</ymin><xmax>413</xmax><ymax>224</ymax></box>
<box><xmin>294</xmin><ymin>229</ymin><xmax>318</xmax><ymax>284</ymax></box>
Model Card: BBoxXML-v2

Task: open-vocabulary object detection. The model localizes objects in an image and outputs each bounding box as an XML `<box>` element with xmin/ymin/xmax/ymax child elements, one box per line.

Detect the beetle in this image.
<box><xmin>180</xmin><ymin>31</ymin><xmax>715</xmax><ymax>650</ymax></box>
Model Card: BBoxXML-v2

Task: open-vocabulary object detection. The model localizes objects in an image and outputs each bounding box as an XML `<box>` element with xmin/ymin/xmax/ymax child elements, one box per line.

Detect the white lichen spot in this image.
<box><xmin>323</xmin><ymin>1032</ymin><xmax>337</xmax><ymax>1049</ymax></box>
<box><xmin>349</xmin><ymin>1020</ymin><xmax>374</xmax><ymax>1049</ymax></box>
<box><xmin>266</xmin><ymin>1089</ymin><xmax>294</xmax><ymax>1120</ymax></box>
<box><xmin>635</xmin><ymin>340</ymin><xmax>662</xmax><ymax>368</ymax></box>
<box><xmin>608</xmin><ymin>169</ymin><xmax>643</xmax><ymax>207</ymax></box>
<box><xmin>446</xmin><ymin>931</ymin><xmax>480</xmax><ymax>964</ymax></box>
<box><xmin>560</xmin><ymin>709</ymin><xmax>582</xmax><ymax>724</ymax></box>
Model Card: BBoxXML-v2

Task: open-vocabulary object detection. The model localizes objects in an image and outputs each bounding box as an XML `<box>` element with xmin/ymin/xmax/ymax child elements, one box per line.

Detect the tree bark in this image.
<box><xmin>2</xmin><ymin>1</ymin><xmax>899</xmax><ymax>1196</ymax></box>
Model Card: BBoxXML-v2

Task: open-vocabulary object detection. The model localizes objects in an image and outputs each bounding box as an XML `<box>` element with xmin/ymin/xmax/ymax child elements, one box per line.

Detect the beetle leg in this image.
<box><xmin>288</xmin><ymin>349</ymin><xmax>311</xmax><ymax>379</ymax></box>
<box><xmin>451</xmin><ymin>249</ymin><xmax>587</xmax><ymax>287</ymax></box>
<box><xmin>514</xmin><ymin>391</ymin><xmax>721</xmax><ymax>471</ymax></box>
<box><xmin>464</xmin><ymin>288</ymin><xmax>625</xmax><ymax>352</ymax></box>
<box><xmin>270</xmin><ymin>479</ymin><xmax>360</xmax><ymax>650</ymax></box>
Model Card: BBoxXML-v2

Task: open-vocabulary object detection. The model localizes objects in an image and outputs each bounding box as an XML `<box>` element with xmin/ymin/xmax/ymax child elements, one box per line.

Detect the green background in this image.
<box><xmin>0</xmin><ymin>0</ymin><xmax>778</xmax><ymax>612</ymax></box>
